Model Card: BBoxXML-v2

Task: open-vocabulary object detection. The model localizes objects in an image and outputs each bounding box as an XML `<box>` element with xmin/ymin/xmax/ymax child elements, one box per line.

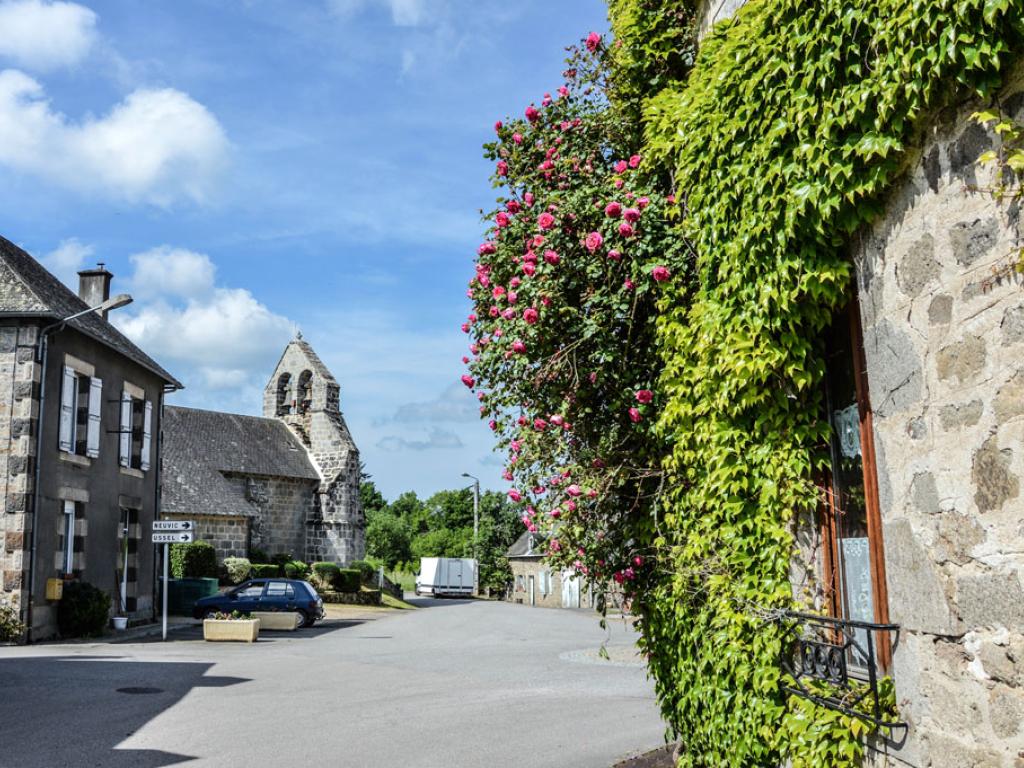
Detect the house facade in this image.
<box><xmin>0</xmin><ymin>237</ymin><xmax>181</xmax><ymax>641</ymax></box>
<box><xmin>694</xmin><ymin>3</ymin><xmax>1024</xmax><ymax>765</ymax></box>
<box><xmin>506</xmin><ymin>531</ymin><xmax>594</xmax><ymax>609</ymax></box>
<box><xmin>160</xmin><ymin>336</ymin><xmax>364</xmax><ymax>565</ymax></box>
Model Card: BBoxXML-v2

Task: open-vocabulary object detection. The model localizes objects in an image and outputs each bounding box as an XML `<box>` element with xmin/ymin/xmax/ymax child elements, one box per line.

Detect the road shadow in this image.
<box><xmin>130</xmin><ymin>617</ymin><xmax>372</xmax><ymax>644</ymax></box>
<box><xmin>0</xmin><ymin>655</ymin><xmax>249</xmax><ymax>767</ymax></box>
<box><xmin>403</xmin><ymin>594</ymin><xmax>481</xmax><ymax>608</ymax></box>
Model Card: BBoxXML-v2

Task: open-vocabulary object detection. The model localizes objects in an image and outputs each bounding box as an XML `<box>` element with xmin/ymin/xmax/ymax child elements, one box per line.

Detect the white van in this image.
<box><xmin>415</xmin><ymin>557</ymin><xmax>477</xmax><ymax>597</ymax></box>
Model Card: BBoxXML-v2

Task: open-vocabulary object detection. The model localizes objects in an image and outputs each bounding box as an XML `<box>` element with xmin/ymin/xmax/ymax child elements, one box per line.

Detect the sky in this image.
<box><xmin>0</xmin><ymin>0</ymin><xmax>608</xmax><ymax>501</ymax></box>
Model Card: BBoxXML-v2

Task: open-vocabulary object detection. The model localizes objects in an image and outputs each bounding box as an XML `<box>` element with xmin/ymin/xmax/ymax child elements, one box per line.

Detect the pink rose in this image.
<box><xmin>652</xmin><ymin>265</ymin><xmax>671</xmax><ymax>282</ymax></box>
<box><xmin>460</xmin><ymin>323</ymin><xmax>469</xmax><ymax>333</ymax></box>
<box><xmin>461</xmin><ymin>375</ymin><xmax>475</xmax><ymax>388</ymax></box>
<box><xmin>524</xmin><ymin>192</ymin><xmax>534</xmax><ymax>205</ymax></box>
<box><xmin>566</xmin><ymin>484</ymin><xmax>582</xmax><ymax>497</ymax></box>
<box><xmin>489</xmin><ymin>419</ymin><xmax>498</xmax><ymax>431</ymax></box>
<box><xmin>558</xmin><ymin>86</ymin><xmax>569</xmax><ymax>98</ymax></box>
<box><xmin>628</xmin><ymin>154</ymin><xmax>641</xmax><ymax>168</ymax></box>
<box><xmin>613</xmin><ymin>178</ymin><xmax>624</xmax><ymax>189</ymax></box>
<box><xmin>523</xmin><ymin>307</ymin><xmax>539</xmax><ymax>324</ymax></box>
<box><xmin>549</xmin><ymin>539</ymin><xmax>561</xmax><ymax>553</ymax></box>
<box><xmin>614</xmin><ymin>160</ymin><xmax>628</xmax><ymax>174</ymax></box>
<box><xmin>509</xmin><ymin>277</ymin><xmax>521</xmax><ymax>288</ymax></box>
<box><xmin>477</xmin><ymin>242</ymin><xmax>496</xmax><ymax>255</ymax></box>
<box><xmin>636</xmin><ymin>389</ymin><xmax>654</xmax><ymax>404</ymax></box>
<box><xmin>478</xmin><ymin>274</ymin><xmax>490</xmax><ymax>287</ymax></box>
<box><xmin>618</xmin><ymin>222</ymin><xmax>634</xmax><ymax>237</ymax></box>
<box><xmin>502</xmin><ymin>469</ymin><xmax>513</xmax><ymax>481</ymax></box>
<box><xmin>537</xmin><ymin>212</ymin><xmax>555</xmax><ymax>230</ymax></box>
<box><xmin>628</xmin><ymin>407</ymin><xmax>642</xmax><ymax>423</ymax></box>
<box><xmin>508</xmin><ymin>489</ymin><xmax>522</xmax><ymax>502</ymax></box>
<box><xmin>507</xmin><ymin>291</ymin><xmax>518</xmax><ymax>304</ymax></box>
<box><xmin>488</xmin><ymin>306</ymin><xmax>499</xmax><ymax>317</ymax></box>
<box><xmin>604</xmin><ymin>201</ymin><xmax>622</xmax><ymax>217</ymax></box>
<box><xmin>492</xmin><ymin>285</ymin><xmax>505</xmax><ymax>298</ymax></box>
<box><xmin>513</xmin><ymin>133</ymin><xmax>523</xmax><ymax>145</ymax></box>
<box><xmin>550</xmin><ymin>415</ymin><xmax>564</xmax><ymax>426</ymax></box>
<box><xmin>533</xmin><ymin>418</ymin><xmax>547</xmax><ymax>431</ymax></box>
<box><xmin>522</xmin><ymin>263</ymin><xmax>536</xmax><ymax>276</ymax></box>
<box><xmin>512</xmin><ymin>340</ymin><xmax>526</xmax><ymax>354</ymax></box>
<box><xmin>566</xmin><ymin>499</ymin><xmax>577</xmax><ymax>512</ymax></box>
<box><xmin>585</xmin><ymin>31</ymin><xmax>601</xmax><ymax>52</ymax></box>
<box><xmin>501</xmin><ymin>308</ymin><xmax>516</xmax><ymax>320</ymax></box>
<box><xmin>497</xmin><ymin>160</ymin><xmax>508</xmax><ymax>176</ymax></box>
<box><xmin>585</xmin><ymin>232</ymin><xmax>603</xmax><ymax>252</ymax></box>
<box><xmin>525</xmin><ymin>105</ymin><xmax>540</xmax><ymax>122</ymax></box>
<box><xmin>637</xmin><ymin>196</ymin><xmax>650</xmax><ymax>209</ymax></box>
<box><xmin>633</xmin><ymin>556</ymin><xmax>644</xmax><ymax>567</ymax></box>
<box><xmin>495</xmin><ymin>212</ymin><xmax>510</xmax><ymax>228</ymax></box>
<box><xmin>543</xmin><ymin>249</ymin><xmax>560</xmax><ymax>265</ymax></box>
<box><xmin>494</xmin><ymin>120</ymin><xmax>502</xmax><ymax>132</ymax></box>
<box><xmin>549</xmin><ymin>508</ymin><xmax>561</xmax><ymax>519</ymax></box>
<box><xmin>506</xmin><ymin>200</ymin><xmax>521</xmax><ymax>214</ymax></box>
<box><xmin>607</xmin><ymin>249</ymin><xmax>621</xmax><ymax>261</ymax></box>
<box><xmin>623</xmin><ymin>208</ymin><xmax>640</xmax><ymax>223</ymax></box>
<box><xmin>542</xmin><ymin>93</ymin><xmax>552</xmax><ymax>106</ymax></box>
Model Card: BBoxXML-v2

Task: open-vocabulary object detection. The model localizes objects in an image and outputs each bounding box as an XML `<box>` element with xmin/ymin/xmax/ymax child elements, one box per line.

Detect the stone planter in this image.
<box><xmin>251</xmin><ymin>611</ymin><xmax>300</xmax><ymax>631</ymax></box>
<box><xmin>111</xmin><ymin>616</ymin><xmax>128</xmax><ymax>631</ymax></box>
<box><xmin>203</xmin><ymin>618</ymin><xmax>260</xmax><ymax>643</ymax></box>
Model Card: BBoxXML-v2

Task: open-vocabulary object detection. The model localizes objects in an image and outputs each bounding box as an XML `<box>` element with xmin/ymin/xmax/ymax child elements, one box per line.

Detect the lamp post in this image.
<box><xmin>461</xmin><ymin>472</ymin><xmax>480</xmax><ymax>558</ymax></box>
<box><xmin>25</xmin><ymin>294</ymin><xmax>133</xmax><ymax>639</ymax></box>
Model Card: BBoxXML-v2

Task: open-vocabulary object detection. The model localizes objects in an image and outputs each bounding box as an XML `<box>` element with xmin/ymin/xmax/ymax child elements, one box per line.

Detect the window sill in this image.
<box><xmin>60</xmin><ymin>452</ymin><xmax>91</xmax><ymax>467</ymax></box>
<box><xmin>119</xmin><ymin>467</ymin><xmax>145</xmax><ymax>479</ymax></box>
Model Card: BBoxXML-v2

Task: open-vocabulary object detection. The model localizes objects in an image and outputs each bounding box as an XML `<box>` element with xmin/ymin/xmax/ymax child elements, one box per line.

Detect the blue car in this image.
<box><xmin>193</xmin><ymin>578</ymin><xmax>325</xmax><ymax>627</ymax></box>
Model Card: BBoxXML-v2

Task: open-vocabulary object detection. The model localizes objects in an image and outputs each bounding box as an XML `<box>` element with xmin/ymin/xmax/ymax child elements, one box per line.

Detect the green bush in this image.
<box><xmin>57</xmin><ymin>581</ymin><xmax>110</xmax><ymax>638</ymax></box>
<box><xmin>222</xmin><ymin>557</ymin><xmax>251</xmax><ymax>585</ymax></box>
<box><xmin>270</xmin><ymin>552</ymin><xmax>292</xmax><ymax>568</ymax></box>
<box><xmin>248</xmin><ymin>547</ymin><xmax>269</xmax><ymax>564</ymax></box>
<box><xmin>0</xmin><ymin>601</ymin><xmax>25</xmax><ymax>642</ymax></box>
<box><xmin>250</xmin><ymin>564</ymin><xmax>279</xmax><ymax>578</ymax></box>
<box><xmin>333</xmin><ymin>569</ymin><xmax>361</xmax><ymax>593</ymax></box>
<box><xmin>348</xmin><ymin>559</ymin><xmax>377</xmax><ymax>585</ymax></box>
<box><xmin>283</xmin><ymin>560</ymin><xmax>309</xmax><ymax>581</ymax></box>
<box><xmin>310</xmin><ymin>562</ymin><xmax>340</xmax><ymax>590</ymax></box>
<box><xmin>170</xmin><ymin>541</ymin><xmax>218</xmax><ymax>579</ymax></box>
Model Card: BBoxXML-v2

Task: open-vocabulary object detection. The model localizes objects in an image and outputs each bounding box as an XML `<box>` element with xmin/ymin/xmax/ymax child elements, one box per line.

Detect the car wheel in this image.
<box><xmin>296</xmin><ymin>611</ymin><xmax>311</xmax><ymax>628</ymax></box>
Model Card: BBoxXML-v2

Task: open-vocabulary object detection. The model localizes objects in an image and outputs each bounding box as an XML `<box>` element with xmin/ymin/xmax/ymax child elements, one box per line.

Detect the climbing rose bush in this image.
<box><xmin>461</xmin><ymin>37</ymin><xmax>689</xmax><ymax>590</ymax></box>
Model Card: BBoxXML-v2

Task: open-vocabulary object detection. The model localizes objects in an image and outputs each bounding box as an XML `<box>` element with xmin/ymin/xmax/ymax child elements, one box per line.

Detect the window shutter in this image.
<box><xmin>140</xmin><ymin>400</ymin><xmax>152</xmax><ymax>471</ymax></box>
<box><xmin>86</xmin><ymin>377</ymin><xmax>102</xmax><ymax>458</ymax></box>
<box><xmin>119</xmin><ymin>391</ymin><xmax>132</xmax><ymax>467</ymax></box>
<box><xmin>59</xmin><ymin>366</ymin><xmax>75</xmax><ymax>452</ymax></box>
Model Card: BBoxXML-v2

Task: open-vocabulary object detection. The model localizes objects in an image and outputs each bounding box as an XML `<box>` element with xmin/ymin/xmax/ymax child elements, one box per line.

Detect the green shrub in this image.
<box><xmin>283</xmin><ymin>560</ymin><xmax>309</xmax><ymax>581</ymax></box>
<box><xmin>250</xmin><ymin>564</ymin><xmax>279</xmax><ymax>578</ymax></box>
<box><xmin>333</xmin><ymin>569</ymin><xmax>361</xmax><ymax>593</ymax></box>
<box><xmin>310</xmin><ymin>562</ymin><xmax>340</xmax><ymax>590</ymax></box>
<box><xmin>270</xmin><ymin>552</ymin><xmax>292</xmax><ymax>568</ymax></box>
<box><xmin>0</xmin><ymin>601</ymin><xmax>25</xmax><ymax>642</ymax></box>
<box><xmin>349</xmin><ymin>559</ymin><xmax>376</xmax><ymax>585</ymax></box>
<box><xmin>222</xmin><ymin>557</ymin><xmax>251</xmax><ymax>584</ymax></box>
<box><xmin>57</xmin><ymin>581</ymin><xmax>110</xmax><ymax>638</ymax></box>
<box><xmin>248</xmin><ymin>547</ymin><xmax>269</xmax><ymax>563</ymax></box>
<box><xmin>170</xmin><ymin>541</ymin><xmax>218</xmax><ymax>579</ymax></box>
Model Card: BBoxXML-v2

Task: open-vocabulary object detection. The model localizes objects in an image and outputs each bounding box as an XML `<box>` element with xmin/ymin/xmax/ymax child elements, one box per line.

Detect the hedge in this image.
<box><xmin>250</xmin><ymin>564</ymin><xmax>279</xmax><ymax>578</ymax></box>
<box><xmin>58</xmin><ymin>581</ymin><xmax>110</xmax><ymax>638</ymax></box>
<box><xmin>170</xmin><ymin>541</ymin><xmax>218</xmax><ymax>579</ymax></box>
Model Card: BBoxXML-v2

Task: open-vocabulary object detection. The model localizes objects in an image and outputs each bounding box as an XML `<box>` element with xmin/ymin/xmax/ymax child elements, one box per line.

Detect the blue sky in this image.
<box><xmin>0</xmin><ymin>0</ymin><xmax>608</xmax><ymax>501</ymax></box>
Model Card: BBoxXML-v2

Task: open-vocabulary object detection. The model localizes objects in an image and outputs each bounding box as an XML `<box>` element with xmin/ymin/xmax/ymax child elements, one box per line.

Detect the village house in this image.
<box><xmin>0</xmin><ymin>237</ymin><xmax>181</xmax><ymax>641</ymax></box>
<box><xmin>506</xmin><ymin>530</ymin><xmax>594</xmax><ymax>609</ymax></box>
<box><xmin>692</xmin><ymin>3</ymin><xmax>1024</xmax><ymax>765</ymax></box>
<box><xmin>160</xmin><ymin>335</ymin><xmax>365</xmax><ymax>565</ymax></box>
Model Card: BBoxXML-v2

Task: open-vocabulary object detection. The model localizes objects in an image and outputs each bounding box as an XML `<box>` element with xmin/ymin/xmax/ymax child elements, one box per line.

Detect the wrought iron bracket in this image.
<box><xmin>777</xmin><ymin>610</ymin><xmax>907</xmax><ymax>731</ymax></box>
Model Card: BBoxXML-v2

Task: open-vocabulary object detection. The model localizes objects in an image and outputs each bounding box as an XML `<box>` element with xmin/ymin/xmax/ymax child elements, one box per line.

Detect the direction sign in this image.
<box><xmin>152</xmin><ymin>531</ymin><xmax>194</xmax><ymax>544</ymax></box>
<box><xmin>153</xmin><ymin>520</ymin><xmax>194</xmax><ymax>532</ymax></box>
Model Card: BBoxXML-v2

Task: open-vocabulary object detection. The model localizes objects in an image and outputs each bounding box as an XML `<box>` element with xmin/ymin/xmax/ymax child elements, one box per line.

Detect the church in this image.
<box><xmin>160</xmin><ymin>335</ymin><xmax>364</xmax><ymax>565</ymax></box>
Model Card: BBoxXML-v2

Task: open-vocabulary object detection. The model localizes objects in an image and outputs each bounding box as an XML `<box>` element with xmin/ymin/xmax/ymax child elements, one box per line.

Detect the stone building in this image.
<box><xmin>506</xmin><ymin>531</ymin><xmax>594</xmax><ymax>609</ymax></box>
<box><xmin>0</xmin><ymin>237</ymin><xmax>181</xmax><ymax>640</ymax></box>
<box><xmin>694</xmin><ymin>3</ymin><xmax>1024</xmax><ymax>765</ymax></box>
<box><xmin>161</xmin><ymin>335</ymin><xmax>364</xmax><ymax>565</ymax></box>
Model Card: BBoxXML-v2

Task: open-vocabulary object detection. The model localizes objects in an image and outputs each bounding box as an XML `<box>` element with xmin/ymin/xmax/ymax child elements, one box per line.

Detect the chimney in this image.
<box><xmin>77</xmin><ymin>263</ymin><xmax>113</xmax><ymax>319</ymax></box>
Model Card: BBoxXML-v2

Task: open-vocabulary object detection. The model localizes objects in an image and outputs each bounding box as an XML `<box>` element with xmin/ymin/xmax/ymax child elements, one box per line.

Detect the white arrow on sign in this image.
<box><xmin>152</xmin><ymin>531</ymin><xmax>194</xmax><ymax>544</ymax></box>
<box><xmin>153</xmin><ymin>520</ymin><xmax>194</xmax><ymax>532</ymax></box>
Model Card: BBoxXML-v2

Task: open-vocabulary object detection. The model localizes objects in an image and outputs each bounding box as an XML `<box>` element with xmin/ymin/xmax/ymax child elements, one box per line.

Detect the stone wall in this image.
<box><xmin>171</xmin><ymin>513</ymin><xmax>249</xmax><ymax>562</ymax></box>
<box><xmin>0</xmin><ymin>324</ymin><xmax>38</xmax><ymax>627</ymax></box>
<box><xmin>221</xmin><ymin>473</ymin><xmax>315</xmax><ymax>560</ymax></box>
<box><xmin>852</xmin><ymin>76</ymin><xmax>1024</xmax><ymax>766</ymax></box>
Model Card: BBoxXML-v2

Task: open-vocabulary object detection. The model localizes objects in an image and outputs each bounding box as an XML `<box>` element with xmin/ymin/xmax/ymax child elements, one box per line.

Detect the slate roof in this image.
<box><xmin>0</xmin><ymin>235</ymin><xmax>182</xmax><ymax>387</ymax></box>
<box><xmin>507</xmin><ymin>530</ymin><xmax>546</xmax><ymax>558</ymax></box>
<box><xmin>161</xmin><ymin>405</ymin><xmax>320</xmax><ymax>518</ymax></box>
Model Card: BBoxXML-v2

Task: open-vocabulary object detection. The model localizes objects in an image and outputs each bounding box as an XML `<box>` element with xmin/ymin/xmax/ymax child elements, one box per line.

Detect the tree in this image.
<box><xmin>365</xmin><ymin>512</ymin><xmax>412</xmax><ymax>570</ymax></box>
<box><xmin>360</xmin><ymin>480</ymin><xmax>387</xmax><ymax>518</ymax></box>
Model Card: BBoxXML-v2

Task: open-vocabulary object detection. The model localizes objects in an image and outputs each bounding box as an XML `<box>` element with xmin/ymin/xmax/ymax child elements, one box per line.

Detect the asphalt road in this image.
<box><xmin>0</xmin><ymin>597</ymin><xmax>667</xmax><ymax>768</ymax></box>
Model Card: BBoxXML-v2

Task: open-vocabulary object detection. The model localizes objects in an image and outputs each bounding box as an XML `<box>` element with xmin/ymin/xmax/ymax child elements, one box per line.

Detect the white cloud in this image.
<box><xmin>114</xmin><ymin>247</ymin><xmax>294</xmax><ymax>394</ymax></box>
<box><xmin>327</xmin><ymin>0</ymin><xmax>427</xmax><ymax>26</ymax></box>
<box><xmin>0</xmin><ymin>69</ymin><xmax>228</xmax><ymax>204</ymax></box>
<box><xmin>129</xmin><ymin>246</ymin><xmax>216</xmax><ymax>299</ymax></box>
<box><xmin>0</xmin><ymin>0</ymin><xmax>97</xmax><ymax>71</ymax></box>
<box><xmin>383</xmin><ymin>382</ymin><xmax>478</xmax><ymax>425</ymax></box>
<box><xmin>377</xmin><ymin>427</ymin><xmax>463</xmax><ymax>452</ymax></box>
<box><xmin>40</xmin><ymin>237</ymin><xmax>94</xmax><ymax>287</ymax></box>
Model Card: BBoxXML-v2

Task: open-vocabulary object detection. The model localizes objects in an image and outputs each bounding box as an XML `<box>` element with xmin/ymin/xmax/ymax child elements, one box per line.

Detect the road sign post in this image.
<box><xmin>153</xmin><ymin>522</ymin><xmax>195</xmax><ymax>641</ymax></box>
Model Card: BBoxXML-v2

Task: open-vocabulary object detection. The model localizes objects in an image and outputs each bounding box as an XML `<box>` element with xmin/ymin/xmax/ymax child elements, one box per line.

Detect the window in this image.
<box><xmin>819</xmin><ymin>303</ymin><xmax>891</xmax><ymax>669</ymax></box>
<box><xmin>117</xmin><ymin>509</ymin><xmax>138</xmax><ymax>613</ymax></box>
<box><xmin>60</xmin><ymin>501</ymin><xmax>75</xmax><ymax>575</ymax></box>
<box><xmin>296</xmin><ymin>370</ymin><xmax>313</xmax><ymax>414</ymax></box>
<box><xmin>276</xmin><ymin>373</ymin><xmax>292</xmax><ymax>416</ymax></box>
<box><xmin>266</xmin><ymin>581</ymin><xmax>295</xmax><ymax>598</ymax></box>
<box><xmin>234</xmin><ymin>583</ymin><xmax>266</xmax><ymax>599</ymax></box>
<box><xmin>119</xmin><ymin>388</ymin><xmax>152</xmax><ymax>471</ymax></box>
<box><xmin>59</xmin><ymin>366</ymin><xmax>101</xmax><ymax>458</ymax></box>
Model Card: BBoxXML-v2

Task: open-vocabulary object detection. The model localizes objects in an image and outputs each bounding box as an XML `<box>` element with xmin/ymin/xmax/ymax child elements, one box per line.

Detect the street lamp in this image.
<box><xmin>461</xmin><ymin>472</ymin><xmax>480</xmax><ymax>558</ymax></box>
<box><xmin>26</xmin><ymin>293</ymin><xmax>134</xmax><ymax>639</ymax></box>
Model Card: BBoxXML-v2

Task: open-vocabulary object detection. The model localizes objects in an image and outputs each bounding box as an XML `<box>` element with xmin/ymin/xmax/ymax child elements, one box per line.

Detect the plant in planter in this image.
<box><xmin>0</xmin><ymin>601</ymin><xmax>25</xmax><ymax>643</ymax></box>
<box><xmin>202</xmin><ymin>610</ymin><xmax>260</xmax><ymax>643</ymax></box>
<box><xmin>222</xmin><ymin>557</ymin><xmax>252</xmax><ymax>585</ymax></box>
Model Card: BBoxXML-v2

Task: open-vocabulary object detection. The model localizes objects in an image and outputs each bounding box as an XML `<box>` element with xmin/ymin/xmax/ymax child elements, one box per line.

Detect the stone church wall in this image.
<box><xmin>221</xmin><ymin>474</ymin><xmax>316</xmax><ymax>561</ymax></box>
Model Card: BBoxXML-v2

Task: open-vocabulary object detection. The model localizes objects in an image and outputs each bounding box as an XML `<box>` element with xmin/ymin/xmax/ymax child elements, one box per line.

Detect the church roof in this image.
<box><xmin>0</xmin><ymin>235</ymin><xmax>182</xmax><ymax>387</ymax></box>
<box><xmin>161</xmin><ymin>405</ymin><xmax>319</xmax><ymax>518</ymax></box>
